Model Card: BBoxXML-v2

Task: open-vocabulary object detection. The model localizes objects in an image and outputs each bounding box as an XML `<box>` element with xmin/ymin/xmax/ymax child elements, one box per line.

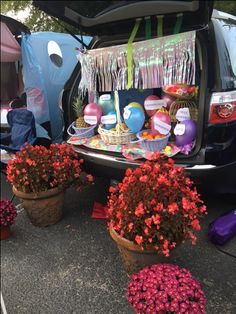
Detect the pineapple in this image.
<box><xmin>72</xmin><ymin>96</ymin><xmax>88</xmax><ymax>128</ymax></box>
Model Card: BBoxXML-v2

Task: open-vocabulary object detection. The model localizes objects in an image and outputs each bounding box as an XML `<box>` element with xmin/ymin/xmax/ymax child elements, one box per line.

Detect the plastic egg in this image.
<box><xmin>175</xmin><ymin>120</ymin><xmax>197</xmax><ymax>146</ymax></box>
<box><xmin>102</xmin><ymin>111</ymin><xmax>117</xmax><ymax>130</ymax></box>
<box><xmin>84</xmin><ymin>103</ymin><xmax>102</xmax><ymax>125</ymax></box>
<box><xmin>123</xmin><ymin>106</ymin><xmax>145</xmax><ymax>133</ymax></box>
<box><xmin>98</xmin><ymin>94</ymin><xmax>115</xmax><ymax>115</ymax></box>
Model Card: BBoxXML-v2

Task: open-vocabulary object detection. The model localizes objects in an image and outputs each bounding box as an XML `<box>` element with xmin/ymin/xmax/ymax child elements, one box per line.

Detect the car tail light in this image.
<box><xmin>209</xmin><ymin>91</ymin><xmax>236</xmax><ymax>124</ymax></box>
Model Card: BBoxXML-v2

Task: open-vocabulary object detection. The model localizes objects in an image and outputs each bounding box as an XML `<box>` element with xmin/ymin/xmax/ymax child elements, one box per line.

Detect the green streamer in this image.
<box><xmin>173</xmin><ymin>13</ymin><xmax>183</xmax><ymax>34</ymax></box>
<box><xmin>126</xmin><ymin>19</ymin><xmax>141</xmax><ymax>90</ymax></box>
<box><xmin>157</xmin><ymin>15</ymin><xmax>163</xmax><ymax>38</ymax></box>
<box><xmin>145</xmin><ymin>17</ymin><xmax>151</xmax><ymax>40</ymax></box>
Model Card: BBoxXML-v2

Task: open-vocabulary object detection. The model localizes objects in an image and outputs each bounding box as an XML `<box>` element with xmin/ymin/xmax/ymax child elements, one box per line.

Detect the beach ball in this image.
<box><xmin>102</xmin><ymin>111</ymin><xmax>117</xmax><ymax>130</ymax></box>
<box><xmin>126</xmin><ymin>102</ymin><xmax>144</xmax><ymax>113</ymax></box>
<box><xmin>84</xmin><ymin>103</ymin><xmax>102</xmax><ymax>125</ymax></box>
<box><xmin>151</xmin><ymin>110</ymin><xmax>171</xmax><ymax>135</ymax></box>
<box><xmin>144</xmin><ymin>95</ymin><xmax>163</xmax><ymax>117</ymax></box>
<box><xmin>124</xmin><ymin>106</ymin><xmax>145</xmax><ymax>133</ymax></box>
<box><xmin>175</xmin><ymin>120</ymin><xmax>197</xmax><ymax>146</ymax></box>
<box><xmin>98</xmin><ymin>94</ymin><xmax>115</xmax><ymax>115</ymax></box>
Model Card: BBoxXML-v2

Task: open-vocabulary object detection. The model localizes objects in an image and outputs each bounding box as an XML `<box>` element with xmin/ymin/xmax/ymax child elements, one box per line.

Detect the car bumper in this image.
<box><xmin>73</xmin><ymin>146</ymin><xmax>236</xmax><ymax>193</ymax></box>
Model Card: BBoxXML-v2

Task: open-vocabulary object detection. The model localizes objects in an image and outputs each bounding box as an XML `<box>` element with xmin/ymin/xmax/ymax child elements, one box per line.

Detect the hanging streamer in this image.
<box><xmin>126</xmin><ymin>19</ymin><xmax>141</xmax><ymax>90</ymax></box>
<box><xmin>157</xmin><ymin>15</ymin><xmax>163</xmax><ymax>38</ymax></box>
<box><xmin>173</xmin><ymin>13</ymin><xmax>183</xmax><ymax>34</ymax></box>
<box><xmin>145</xmin><ymin>17</ymin><xmax>152</xmax><ymax>40</ymax></box>
<box><xmin>79</xmin><ymin>30</ymin><xmax>196</xmax><ymax>93</ymax></box>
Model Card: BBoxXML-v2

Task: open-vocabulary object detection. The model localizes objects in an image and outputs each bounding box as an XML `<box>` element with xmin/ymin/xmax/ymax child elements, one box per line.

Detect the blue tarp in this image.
<box><xmin>21</xmin><ymin>32</ymin><xmax>91</xmax><ymax>142</ymax></box>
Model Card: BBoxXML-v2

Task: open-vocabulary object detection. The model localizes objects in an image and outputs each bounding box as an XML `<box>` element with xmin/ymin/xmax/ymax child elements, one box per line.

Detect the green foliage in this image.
<box><xmin>0</xmin><ymin>0</ymin><xmax>79</xmax><ymax>33</ymax></box>
<box><xmin>214</xmin><ymin>1</ymin><xmax>236</xmax><ymax>15</ymax></box>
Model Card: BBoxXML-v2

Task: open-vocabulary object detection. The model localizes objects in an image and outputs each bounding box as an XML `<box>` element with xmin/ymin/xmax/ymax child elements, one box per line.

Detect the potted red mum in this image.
<box><xmin>0</xmin><ymin>199</ymin><xmax>17</xmax><ymax>240</ymax></box>
<box><xmin>107</xmin><ymin>152</ymin><xmax>207</xmax><ymax>274</ymax></box>
<box><xmin>7</xmin><ymin>144</ymin><xmax>93</xmax><ymax>227</ymax></box>
<box><xmin>127</xmin><ymin>264</ymin><xmax>206</xmax><ymax>313</ymax></box>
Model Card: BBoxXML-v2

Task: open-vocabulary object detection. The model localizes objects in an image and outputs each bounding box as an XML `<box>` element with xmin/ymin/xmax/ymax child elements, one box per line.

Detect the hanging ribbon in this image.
<box><xmin>173</xmin><ymin>13</ymin><xmax>183</xmax><ymax>34</ymax></box>
<box><xmin>157</xmin><ymin>15</ymin><xmax>163</xmax><ymax>38</ymax></box>
<box><xmin>126</xmin><ymin>19</ymin><xmax>141</xmax><ymax>90</ymax></box>
<box><xmin>145</xmin><ymin>17</ymin><xmax>151</xmax><ymax>40</ymax></box>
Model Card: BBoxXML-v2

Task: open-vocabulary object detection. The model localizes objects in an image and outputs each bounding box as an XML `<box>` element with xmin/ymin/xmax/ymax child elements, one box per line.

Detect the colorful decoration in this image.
<box><xmin>144</xmin><ymin>95</ymin><xmax>166</xmax><ymax>117</ymax></box>
<box><xmin>126</xmin><ymin>101</ymin><xmax>144</xmax><ymax>113</ymax></box>
<box><xmin>101</xmin><ymin>111</ymin><xmax>117</xmax><ymax>130</ymax></box>
<box><xmin>98</xmin><ymin>94</ymin><xmax>115</xmax><ymax>115</ymax></box>
<box><xmin>175</xmin><ymin>119</ymin><xmax>197</xmax><ymax>146</ymax></box>
<box><xmin>151</xmin><ymin>109</ymin><xmax>171</xmax><ymax>135</ymax></box>
<box><xmin>161</xmin><ymin>93</ymin><xmax>176</xmax><ymax>110</ymax></box>
<box><xmin>123</xmin><ymin>106</ymin><xmax>145</xmax><ymax>133</ymax></box>
<box><xmin>163</xmin><ymin>84</ymin><xmax>198</xmax><ymax>99</ymax></box>
<box><xmin>67</xmin><ymin>135</ymin><xmax>180</xmax><ymax>160</ymax></box>
<box><xmin>84</xmin><ymin>103</ymin><xmax>103</xmax><ymax>125</ymax></box>
<box><xmin>78</xmin><ymin>31</ymin><xmax>196</xmax><ymax>92</ymax></box>
<box><xmin>137</xmin><ymin>130</ymin><xmax>170</xmax><ymax>152</ymax></box>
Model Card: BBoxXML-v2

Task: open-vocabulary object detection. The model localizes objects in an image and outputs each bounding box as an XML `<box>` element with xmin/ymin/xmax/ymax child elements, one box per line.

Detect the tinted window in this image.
<box><xmin>218</xmin><ymin>18</ymin><xmax>236</xmax><ymax>76</ymax></box>
<box><xmin>213</xmin><ymin>17</ymin><xmax>236</xmax><ymax>89</ymax></box>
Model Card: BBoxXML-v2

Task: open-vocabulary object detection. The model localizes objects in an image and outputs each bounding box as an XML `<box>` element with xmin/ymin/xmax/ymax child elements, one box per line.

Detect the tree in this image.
<box><xmin>1</xmin><ymin>0</ymin><xmax>235</xmax><ymax>33</ymax></box>
<box><xmin>0</xmin><ymin>0</ymin><xmax>79</xmax><ymax>33</ymax></box>
<box><xmin>214</xmin><ymin>1</ymin><xmax>236</xmax><ymax>15</ymax></box>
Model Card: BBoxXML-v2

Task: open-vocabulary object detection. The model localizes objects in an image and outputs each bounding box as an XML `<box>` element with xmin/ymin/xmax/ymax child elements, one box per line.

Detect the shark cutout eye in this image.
<box><xmin>48</xmin><ymin>40</ymin><xmax>63</xmax><ymax>67</ymax></box>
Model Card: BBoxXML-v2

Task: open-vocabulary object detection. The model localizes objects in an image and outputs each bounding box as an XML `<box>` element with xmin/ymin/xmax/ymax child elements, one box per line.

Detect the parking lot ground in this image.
<box><xmin>1</xmin><ymin>174</ymin><xmax>236</xmax><ymax>314</ymax></box>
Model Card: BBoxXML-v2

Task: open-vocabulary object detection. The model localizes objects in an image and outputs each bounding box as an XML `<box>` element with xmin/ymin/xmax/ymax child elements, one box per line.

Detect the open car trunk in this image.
<box><xmin>33</xmin><ymin>1</ymin><xmax>213</xmax><ymax>174</ymax></box>
<box><xmin>65</xmin><ymin>30</ymin><xmax>208</xmax><ymax>167</ymax></box>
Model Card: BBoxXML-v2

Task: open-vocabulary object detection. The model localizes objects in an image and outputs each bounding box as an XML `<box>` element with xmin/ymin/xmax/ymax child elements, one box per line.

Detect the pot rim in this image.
<box><xmin>13</xmin><ymin>185</ymin><xmax>65</xmax><ymax>200</ymax></box>
<box><xmin>109</xmin><ymin>226</ymin><xmax>158</xmax><ymax>254</ymax></box>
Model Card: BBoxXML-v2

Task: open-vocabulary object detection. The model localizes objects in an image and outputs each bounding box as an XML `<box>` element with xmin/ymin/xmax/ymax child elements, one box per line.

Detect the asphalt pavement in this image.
<box><xmin>1</xmin><ymin>174</ymin><xmax>236</xmax><ymax>314</ymax></box>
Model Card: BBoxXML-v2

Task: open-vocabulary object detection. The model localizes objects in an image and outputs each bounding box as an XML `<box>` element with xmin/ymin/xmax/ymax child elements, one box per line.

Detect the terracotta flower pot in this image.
<box><xmin>109</xmin><ymin>227</ymin><xmax>176</xmax><ymax>275</ymax></box>
<box><xmin>0</xmin><ymin>226</ymin><xmax>11</xmax><ymax>240</ymax></box>
<box><xmin>13</xmin><ymin>186</ymin><xmax>65</xmax><ymax>227</ymax></box>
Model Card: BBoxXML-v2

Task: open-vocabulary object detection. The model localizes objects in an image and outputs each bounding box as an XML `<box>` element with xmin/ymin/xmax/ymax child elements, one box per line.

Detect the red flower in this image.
<box><xmin>191</xmin><ymin>219</ymin><xmax>201</xmax><ymax>231</ymax></box>
<box><xmin>6</xmin><ymin>144</ymin><xmax>93</xmax><ymax>193</ymax></box>
<box><xmin>134</xmin><ymin>202</ymin><xmax>145</xmax><ymax>217</ymax></box>
<box><xmin>135</xmin><ymin>235</ymin><xmax>143</xmax><ymax>245</ymax></box>
<box><xmin>107</xmin><ymin>154</ymin><xmax>207</xmax><ymax>255</ymax></box>
<box><xmin>145</xmin><ymin>218</ymin><xmax>152</xmax><ymax>228</ymax></box>
<box><xmin>86</xmin><ymin>174</ymin><xmax>93</xmax><ymax>183</ymax></box>
<box><xmin>168</xmin><ymin>202</ymin><xmax>179</xmax><ymax>214</ymax></box>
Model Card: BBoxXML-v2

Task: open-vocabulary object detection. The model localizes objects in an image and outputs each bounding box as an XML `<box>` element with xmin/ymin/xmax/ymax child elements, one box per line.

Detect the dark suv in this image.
<box><xmin>33</xmin><ymin>1</ymin><xmax>236</xmax><ymax>194</ymax></box>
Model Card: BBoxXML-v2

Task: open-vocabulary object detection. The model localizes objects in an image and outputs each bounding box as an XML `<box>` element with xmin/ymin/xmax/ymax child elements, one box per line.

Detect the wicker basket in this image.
<box><xmin>67</xmin><ymin>121</ymin><xmax>96</xmax><ymax>139</ymax></box>
<box><xmin>169</xmin><ymin>100</ymin><xmax>198</xmax><ymax>123</ymax></box>
<box><xmin>98</xmin><ymin>125</ymin><xmax>135</xmax><ymax>145</ymax></box>
<box><xmin>163</xmin><ymin>84</ymin><xmax>198</xmax><ymax>100</ymax></box>
<box><xmin>136</xmin><ymin>130</ymin><xmax>170</xmax><ymax>152</ymax></box>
